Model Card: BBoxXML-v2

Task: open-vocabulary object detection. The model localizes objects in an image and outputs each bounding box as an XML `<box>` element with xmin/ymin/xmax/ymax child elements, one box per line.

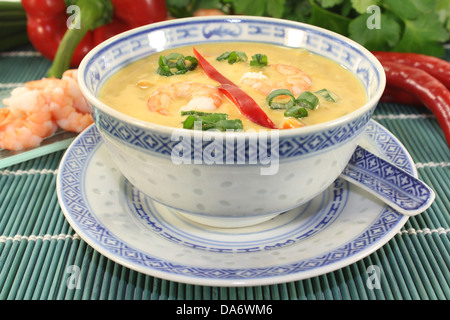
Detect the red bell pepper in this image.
<box><xmin>193</xmin><ymin>47</ymin><xmax>277</xmax><ymax>129</ymax></box>
<box><xmin>22</xmin><ymin>0</ymin><xmax>167</xmax><ymax>78</ymax></box>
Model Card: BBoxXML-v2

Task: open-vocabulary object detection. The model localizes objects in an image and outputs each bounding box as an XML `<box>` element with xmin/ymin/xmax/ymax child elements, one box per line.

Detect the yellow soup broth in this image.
<box><xmin>99</xmin><ymin>42</ymin><xmax>367</xmax><ymax>130</ymax></box>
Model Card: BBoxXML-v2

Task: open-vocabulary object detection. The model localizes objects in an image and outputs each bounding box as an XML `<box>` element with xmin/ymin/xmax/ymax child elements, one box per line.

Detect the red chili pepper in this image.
<box><xmin>381</xmin><ymin>61</ymin><xmax>450</xmax><ymax>147</ymax></box>
<box><xmin>380</xmin><ymin>87</ymin><xmax>423</xmax><ymax>106</ymax></box>
<box><xmin>193</xmin><ymin>47</ymin><xmax>277</xmax><ymax>129</ymax></box>
<box><xmin>22</xmin><ymin>0</ymin><xmax>166</xmax><ymax>78</ymax></box>
<box><xmin>192</xmin><ymin>47</ymin><xmax>235</xmax><ymax>86</ymax></box>
<box><xmin>372</xmin><ymin>51</ymin><xmax>450</xmax><ymax>89</ymax></box>
<box><xmin>218</xmin><ymin>84</ymin><xmax>277</xmax><ymax>129</ymax></box>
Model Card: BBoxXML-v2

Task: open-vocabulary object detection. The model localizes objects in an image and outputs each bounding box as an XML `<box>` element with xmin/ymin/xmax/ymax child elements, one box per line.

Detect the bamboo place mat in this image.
<box><xmin>0</xmin><ymin>44</ymin><xmax>448</xmax><ymax>302</ymax></box>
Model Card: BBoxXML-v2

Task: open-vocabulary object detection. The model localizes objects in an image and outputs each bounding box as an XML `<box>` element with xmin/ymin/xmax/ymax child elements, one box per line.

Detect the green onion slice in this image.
<box><xmin>182</xmin><ymin>114</ymin><xmax>196</xmax><ymax>129</ymax></box>
<box><xmin>315</xmin><ymin>88</ymin><xmax>338</xmax><ymax>102</ymax></box>
<box><xmin>181</xmin><ymin>111</ymin><xmax>242</xmax><ymax>131</ymax></box>
<box><xmin>284</xmin><ymin>106</ymin><xmax>308</xmax><ymax>118</ymax></box>
<box><xmin>250</xmin><ymin>54</ymin><xmax>268</xmax><ymax>67</ymax></box>
<box><xmin>157</xmin><ymin>53</ymin><xmax>198</xmax><ymax>76</ymax></box>
<box><xmin>296</xmin><ymin>91</ymin><xmax>319</xmax><ymax>110</ymax></box>
<box><xmin>216</xmin><ymin>51</ymin><xmax>248</xmax><ymax>64</ymax></box>
<box><xmin>181</xmin><ymin>111</ymin><xmax>227</xmax><ymax>118</ymax></box>
<box><xmin>157</xmin><ymin>56</ymin><xmax>173</xmax><ymax>76</ymax></box>
<box><xmin>214</xmin><ymin>119</ymin><xmax>243</xmax><ymax>131</ymax></box>
<box><xmin>266</xmin><ymin>89</ymin><xmax>296</xmax><ymax>109</ymax></box>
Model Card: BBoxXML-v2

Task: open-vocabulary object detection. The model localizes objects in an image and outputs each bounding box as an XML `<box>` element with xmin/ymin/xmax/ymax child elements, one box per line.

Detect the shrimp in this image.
<box><xmin>26</xmin><ymin>69</ymin><xmax>90</xmax><ymax>114</ymax></box>
<box><xmin>147</xmin><ymin>82</ymin><xmax>223</xmax><ymax>115</ymax></box>
<box><xmin>240</xmin><ymin>64</ymin><xmax>311</xmax><ymax>96</ymax></box>
<box><xmin>25</xmin><ymin>69</ymin><xmax>93</xmax><ymax>132</ymax></box>
<box><xmin>0</xmin><ymin>89</ymin><xmax>57</xmax><ymax>150</ymax></box>
<box><xmin>1</xmin><ymin>69</ymin><xmax>93</xmax><ymax>150</ymax></box>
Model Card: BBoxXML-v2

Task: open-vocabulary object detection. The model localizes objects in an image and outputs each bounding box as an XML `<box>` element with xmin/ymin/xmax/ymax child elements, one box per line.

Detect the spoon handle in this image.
<box><xmin>340</xmin><ymin>146</ymin><xmax>435</xmax><ymax>216</ymax></box>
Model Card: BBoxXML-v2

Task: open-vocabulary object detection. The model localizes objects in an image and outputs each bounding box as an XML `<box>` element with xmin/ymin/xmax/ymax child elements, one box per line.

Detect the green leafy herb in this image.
<box><xmin>216</xmin><ymin>51</ymin><xmax>248</xmax><ymax>64</ymax></box>
<box><xmin>348</xmin><ymin>12</ymin><xmax>401</xmax><ymax>51</ymax></box>
<box><xmin>392</xmin><ymin>14</ymin><xmax>449</xmax><ymax>56</ymax></box>
<box><xmin>166</xmin><ymin>0</ymin><xmax>449</xmax><ymax>57</ymax></box>
<box><xmin>250</xmin><ymin>53</ymin><xmax>268</xmax><ymax>67</ymax></box>
<box><xmin>308</xmin><ymin>0</ymin><xmax>351</xmax><ymax>35</ymax></box>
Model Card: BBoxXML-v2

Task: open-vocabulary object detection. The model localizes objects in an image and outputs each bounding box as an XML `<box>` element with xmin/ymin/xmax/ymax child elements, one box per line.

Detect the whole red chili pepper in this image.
<box><xmin>22</xmin><ymin>0</ymin><xmax>166</xmax><ymax>78</ymax></box>
<box><xmin>380</xmin><ymin>87</ymin><xmax>423</xmax><ymax>106</ymax></box>
<box><xmin>381</xmin><ymin>61</ymin><xmax>450</xmax><ymax>147</ymax></box>
<box><xmin>193</xmin><ymin>47</ymin><xmax>277</xmax><ymax>129</ymax></box>
<box><xmin>372</xmin><ymin>51</ymin><xmax>450</xmax><ymax>89</ymax></box>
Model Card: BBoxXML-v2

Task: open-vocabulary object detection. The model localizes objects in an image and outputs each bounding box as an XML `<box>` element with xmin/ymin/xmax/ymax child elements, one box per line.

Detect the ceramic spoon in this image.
<box><xmin>340</xmin><ymin>145</ymin><xmax>435</xmax><ymax>216</ymax></box>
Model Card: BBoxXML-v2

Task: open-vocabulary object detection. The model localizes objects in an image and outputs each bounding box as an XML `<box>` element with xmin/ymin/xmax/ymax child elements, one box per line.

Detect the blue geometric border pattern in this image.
<box><xmin>58</xmin><ymin>121</ymin><xmax>408</xmax><ymax>281</ymax></box>
<box><xmin>362</xmin><ymin>121</ymin><xmax>413</xmax><ymax>174</ymax></box>
<box><xmin>344</xmin><ymin>146</ymin><xmax>432</xmax><ymax>211</ymax></box>
<box><xmin>95</xmin><ymin>107</ymin><xmax>374</xmax><ymax>160</ymax></box>
<box><xmin>126</xmin><ymin>178</ymin><xmax>348</xmax><ymax>254</ymax></box>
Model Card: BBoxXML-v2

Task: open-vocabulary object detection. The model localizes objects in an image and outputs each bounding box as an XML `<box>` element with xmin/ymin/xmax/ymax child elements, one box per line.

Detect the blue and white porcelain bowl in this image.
<box><xmin>78</xmin><ymin>16</ymin><xmax>386</xmax><ymax>228</ymax></box>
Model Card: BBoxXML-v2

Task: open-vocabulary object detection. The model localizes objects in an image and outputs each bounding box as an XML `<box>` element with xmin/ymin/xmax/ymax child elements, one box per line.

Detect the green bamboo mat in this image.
<box><xmin>0</xmin><ymin>45</ymin><xmax>449</xmax><ymax>301</ymax></box>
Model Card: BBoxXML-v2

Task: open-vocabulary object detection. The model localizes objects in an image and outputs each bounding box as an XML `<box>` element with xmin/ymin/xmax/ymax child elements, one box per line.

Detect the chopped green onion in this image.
<box><xmin>201</xmin><ymin>114</ymin><xmax>228</xmax><ymax>122</ymax></box>
<box><xmin>180</xmin><ymin>111</ymin><xmax>242</xmax><ymax>131</ymax></box>
<box><xmin>214</xmin><ymin>119</ymin><xmax>243</xmax><ymax>131</ymax></box>
<box><xmin>181</xmin><ymin>111</ymin><xmax>226</xmax><ymax>117</ymax></box>
<box><xmin>250</xmin><ymin>54</ymin><xmax>268</xmax><ymax>67</ymax></box>
<box><xmin>216</xmin><ymin>51</ymin><xmax>248</xmax><ymax>64</ymax></box>
<box><xmin>284</xmin><ymin>106</ymin><xmax>308</xmax><ymax>118</ymax></box>
<box><xmin>183</xmin><ymin>114</ymin><xmax>196</xmax><ymax>129</ymax></box>
<box><xmin>157</xmin><ymin>53</ymin><xmax>198</xmax><ymax>76</ymax></box>
<box><xmin>165</xmin><ymin>53</ymin><xmax>184</xmax><ymax>65</ymax></box>
<box><xmin>157</xmin><ymin>56</ymin><xmax>173</xmax><ymax>76</ymax></box>
<box><xmin>296</xmin><ymin>91</ymin><xmax>319</xmax><ymax>110</ymax></box>
<box><xmin>266</xmin><ymin>89</ymin><xmax>296</xmax><ymax>109</ymax></box>
<box><xmin>182</xmin><ymin>56</ymin><xmax>199</xmax><ymax>71</ymax></box>
<box><xmin>315</xmin><ymin>88</ymin><xmax>338</xmax><ymax>102</ymax></box>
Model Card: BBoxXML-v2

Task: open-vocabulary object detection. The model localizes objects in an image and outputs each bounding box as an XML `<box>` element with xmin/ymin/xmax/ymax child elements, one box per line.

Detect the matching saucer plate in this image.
<box><xmin>57</xmin><ymin>120</ymin><xmax>412</xmax><ymax>286</ymax></box>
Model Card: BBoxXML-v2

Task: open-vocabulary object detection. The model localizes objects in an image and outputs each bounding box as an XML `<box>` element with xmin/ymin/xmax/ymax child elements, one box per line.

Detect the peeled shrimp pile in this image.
<box><xmin>1</xmin><ymin>69</ymin><xmax>93</xmax><ymax>151</ymax></box>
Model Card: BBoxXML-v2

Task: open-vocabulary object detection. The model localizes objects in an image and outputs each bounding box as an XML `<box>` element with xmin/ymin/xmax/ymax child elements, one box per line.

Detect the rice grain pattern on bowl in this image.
<box><xmin>78</xmin><ymin>16</ymin><xmax>386</xmax><ymax>228</ymax></box>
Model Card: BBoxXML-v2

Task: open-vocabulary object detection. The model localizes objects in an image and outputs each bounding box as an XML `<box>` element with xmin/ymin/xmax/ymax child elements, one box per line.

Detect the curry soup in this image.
<box><xmin>99</xmin><ymin>42</ymin><xmax>367</xmax><ymax>131</ymax></box>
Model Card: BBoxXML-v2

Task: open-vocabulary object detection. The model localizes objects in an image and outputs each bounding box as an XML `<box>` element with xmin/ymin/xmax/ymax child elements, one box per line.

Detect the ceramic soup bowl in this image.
<box><xmin>78</xmin><ymin>16</ymin><xmax>385</xmax><ymax>228</ymax></box>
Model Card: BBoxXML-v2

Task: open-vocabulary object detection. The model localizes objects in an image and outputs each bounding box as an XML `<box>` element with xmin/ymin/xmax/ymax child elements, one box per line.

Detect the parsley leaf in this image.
<box><xmin>437</xmin><ymin>0</ymin><xmax>450</xmax><ymax>33</ymax></box>
<box><xmin>316</xmin><ymin>0</ymin><xmax>345</xmax><ymax>8</ymax></box>
<box><xmin>166</xmin><ymin>0</ymin><xmax>450</xmax><ymax>57</ymax></box>
<box><xmin>383</xmin><ymin>0</ymin><xmax>437</xmax><ymax>20</ymax></box>
<box><xmin>351</xmin><ymin>0</ymin><xmax>381</xmax><ymax>14</ymax></box>
<box><xmin>231</xmin><ymin>0</ymin><xmax>286</xmax><ymax>18</ymax></box>
<box><xmin>393</xmin><ymin>14</ymin><xmax>449</xmax><ymax>56</ymax></box>
<box><xmin>308</xmin><ymin>0</ymin><xmax>351</xmax><ymax>35</ymax></box>
<box><xmin>232</xmin><ymin>0</ymin><xmax>265</xmax><ymax>16</ymax></box>
<box><xmin>349</xmin><ymin>12</ymin><xmax>401</xmax><ymax>50</ymax></box>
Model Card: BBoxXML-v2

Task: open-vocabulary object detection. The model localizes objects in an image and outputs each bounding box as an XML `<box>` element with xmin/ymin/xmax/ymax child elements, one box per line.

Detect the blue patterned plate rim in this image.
<box><xmin>56</xmin><ymin>120</ymin><xmax>412</xmax><ymax>286</ymax></box>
